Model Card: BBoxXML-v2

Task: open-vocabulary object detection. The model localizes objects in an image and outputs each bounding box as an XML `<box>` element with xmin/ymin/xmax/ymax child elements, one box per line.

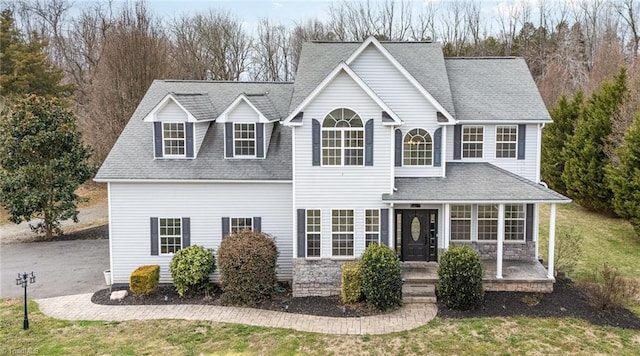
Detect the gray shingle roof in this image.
<box><xmin>95</xmin><ymin>81</ymin><xmax>293</xmax><ymax>181</ymax></box>
<box><xmin>445</xmin><ymin>58</ymin><xmax>551</xmax><ymax>122</ymax></box>
<box><xmin>289</xmin><ymin>41</ymin><xmax>456</xmax><ymax>116</ymax></box>
<box><xmin>171</xmin><ymin>93</ymin><xmax>217</xmax><ymax>121</ymax></box>
<box><xmin>244</xmin><ymin>94</ymin><xmax>280</xmax><ymax>121</ymax></box>
<box><xmin>383</xmin><ymin>163</ymin><xmax>569</xmax><ymax>202</ymax></box>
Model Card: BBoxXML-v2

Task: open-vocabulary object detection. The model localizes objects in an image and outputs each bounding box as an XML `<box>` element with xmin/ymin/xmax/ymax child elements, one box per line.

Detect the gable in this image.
<box><xmin>227</xmin><ymin>100</ymin><xmax>260</xmax><ymax>122</ymax></box>
<box><xmin>304</xmin><ymin>71</ymin><xmax>382</xmax><ymax>116</ymax></box>
<box><xmin>156</xmin><ymin>100</ymin><xmax>188</xmax><ymax>122</ymax></box>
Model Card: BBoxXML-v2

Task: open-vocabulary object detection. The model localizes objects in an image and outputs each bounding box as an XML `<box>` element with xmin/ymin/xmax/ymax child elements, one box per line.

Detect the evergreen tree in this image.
<box><xmin>541</xmin><ymin>91</ymin><xmax>583</xmax><ymax>195</ymax></box>
<box><xmin>608</xmin><ymin>112</ymin><xmax>640</xmax><ymax>234</ymax></box>
<box><xmin>0</xmin><ymin>95</ymin><xmax>95</xmax><ymax>238</ymax></box>
<box><xmin>562</xmin><ymin>69</ymin><xmax>627</xmax><ymax>215</ymax></box>
<box><xmin>0</xmin><ymin>9</ymin><xmax>73</xmax><ymax>97</ymax></box>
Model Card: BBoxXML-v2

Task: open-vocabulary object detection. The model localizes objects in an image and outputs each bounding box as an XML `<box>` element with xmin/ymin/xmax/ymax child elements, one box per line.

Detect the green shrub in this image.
<box><xmin>129</xmin><ymin>265</ymin><xmax>160</xmax><ymax>295</ymax></box>
<box><xmin>359</xmin><ymin>243</ymin><xmax>402</xmax><ymax>311</ymax></box>
<box><xmin>438</xmin><ymin>245</ymin><xmax>484</xmax><ymax>311</ymax></box>
<box><xmin>217</xmin><ymin>230</ymin><xmax>278</xmax><ymax>306</ymax></box>
<box><xmin>341</xmin><ymin>261</ymin><xmax>362</xmax><ymax>304</ymax></box>
<box><xmin>169</xmin><ymin>245</ymin><xmax>216</xmax><ymax>297</ymax></box>
<box><xmin>579</xmin><ymin>263</ymin><xmax>640</xmax><ymax>310</ymax></box>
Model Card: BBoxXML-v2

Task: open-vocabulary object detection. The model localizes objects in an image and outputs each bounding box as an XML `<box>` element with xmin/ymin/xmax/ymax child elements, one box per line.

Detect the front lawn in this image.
<box><xmin>1</xmin><ymin>299</ymin><xmax>638</xmax><ymax>355</ymax></box>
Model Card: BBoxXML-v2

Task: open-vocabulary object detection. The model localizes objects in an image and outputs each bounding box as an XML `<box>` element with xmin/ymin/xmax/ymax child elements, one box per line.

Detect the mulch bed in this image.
<box><xmin>437</xmin><ymin>278</ymin><xmax>640</xmax><ymax>330</ymax></box>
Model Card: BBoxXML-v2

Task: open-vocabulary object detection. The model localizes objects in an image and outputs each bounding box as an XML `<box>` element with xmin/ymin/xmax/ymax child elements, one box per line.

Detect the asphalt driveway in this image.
<box><xmin>0</xmin><ymin>239</ymin><xmax>109</xmax><ymax>299</ymax></box>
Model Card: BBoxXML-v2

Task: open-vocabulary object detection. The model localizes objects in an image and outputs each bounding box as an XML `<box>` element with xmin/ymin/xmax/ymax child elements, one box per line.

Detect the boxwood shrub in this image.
<box><xmin>217</xmin><ymin>230</ymin><xmax>278</xmax><ymax>306</ymax></box>
<box><xmin>130</xmin><ymin>264</ymin><xmax>160</xmax><ymax>295</ymax></box>
<box><xmin>359</xmin><ymin>243</ymin><xmax>402</xmax><ymax>311</ymax></box>
<box><xmin>437</xmin><ymin>245</ymin><xmax>484</xmax><ymax>310</ymax></box>
<box><xmin>341</xmin><ymin>261</ymin><xmax>362</xmax><ymax>304</ymax></box>
<box><xmin>169</xmin><ymin>245</ymin><xmax>216</xmax><ymax>297</ymax></box>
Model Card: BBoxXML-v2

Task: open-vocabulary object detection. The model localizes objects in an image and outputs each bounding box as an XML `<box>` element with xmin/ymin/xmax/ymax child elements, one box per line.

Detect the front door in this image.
<box><xmin>400</xmin><ymin>210</ymin><xmax>438</xmax><ymax>262</ymax></box>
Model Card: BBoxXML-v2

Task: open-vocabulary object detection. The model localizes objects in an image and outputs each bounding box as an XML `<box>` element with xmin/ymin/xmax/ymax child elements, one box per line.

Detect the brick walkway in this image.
<box><xmin>35</xmin><ymin>294</ymin><xmax>437</xmax><ymax>335</ymax></box>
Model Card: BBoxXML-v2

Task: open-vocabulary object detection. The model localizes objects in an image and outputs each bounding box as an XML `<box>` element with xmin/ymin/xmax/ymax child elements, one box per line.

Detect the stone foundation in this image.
<box><xmin>484</xmin><ymin>280</ymin><xmax>554</xmax><ymax>293</ymax></box>
<box><xmin>292</xmin><ymin>258</ymin><xmax>348</xmax><ymax>297</ymax></box>
<box><xmin>453</xmin><ymin>241</ymin><xmax>536</xmax><ymax>261</ymax></box>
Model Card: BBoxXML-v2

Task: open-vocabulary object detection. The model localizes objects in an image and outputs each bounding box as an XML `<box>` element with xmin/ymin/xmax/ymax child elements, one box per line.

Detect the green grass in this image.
<box><xmin>1</xmin><ymin>299</ymin><xmax>639</xmax><ymax>355</ymax></box>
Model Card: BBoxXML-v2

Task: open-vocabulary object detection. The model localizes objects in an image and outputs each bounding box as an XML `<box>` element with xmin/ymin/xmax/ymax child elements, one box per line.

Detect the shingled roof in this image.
<box><xmin>170</xmin><ymin>93</ymin><xmax>217</xmax><ymax>121</ymax></box>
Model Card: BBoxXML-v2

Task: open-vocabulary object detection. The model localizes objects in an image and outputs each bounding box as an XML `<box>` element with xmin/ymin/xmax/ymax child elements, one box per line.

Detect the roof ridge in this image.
<box><xmin>444</xmin><ymin>57</ymin><xmax>519</xmax><ymax>60</ymax></box>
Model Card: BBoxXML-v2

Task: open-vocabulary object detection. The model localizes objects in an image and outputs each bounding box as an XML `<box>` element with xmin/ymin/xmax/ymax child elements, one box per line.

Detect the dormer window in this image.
<box><xmin>234</xmin><ymin>123</ymin><xmax>256</xmax><ymax>156</ymax></box>
<box><xmin>321</xmin><ymin>108</ymin><xmax>364</xmax><ymax>166</ymax></box>
<box><xmin>163</xmin><ymin>123</ymin><xmax>185</xmax><ymax>156</ymax></box>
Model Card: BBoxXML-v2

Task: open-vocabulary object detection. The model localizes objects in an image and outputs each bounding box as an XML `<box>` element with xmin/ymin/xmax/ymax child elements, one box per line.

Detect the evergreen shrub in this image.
<box><xmin>169</xmin><ymin>245</ymin><xmax>216</xmax><ymax>297</ymax></box>
<box><xmin>359</xmin><ymin>243</ymin><xmax>403</xmax><ymax>311</ymax></box>
<box><xmin>438</xmin><ymin>245</ymin><xmax>484</xmax><ymax>311</ymax></box>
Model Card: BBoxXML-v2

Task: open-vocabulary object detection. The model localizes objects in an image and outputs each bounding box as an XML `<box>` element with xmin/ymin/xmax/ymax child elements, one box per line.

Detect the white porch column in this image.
<box><xmin>547</xmin><ymin>203</ymin><xmax>556</xmax><ymax>279</ymax></box>
<box><xmin>496</xmin><ymin>203</ymin><xmax>505</xmax><ymax>279</ymax></box>
<box><xmin>443</xmin><ymin>203</ymin><xmax>450</xmax><ymax>249</ymax></box>
<box><xmin>533</xmin><ymin>203</ymin><xmax>540</xmax><ymax>260</ymax></box>
<box><xmin>389</xmin><ymin>205</ymin><xmax>395</xmax><ymax>250</ymax></box>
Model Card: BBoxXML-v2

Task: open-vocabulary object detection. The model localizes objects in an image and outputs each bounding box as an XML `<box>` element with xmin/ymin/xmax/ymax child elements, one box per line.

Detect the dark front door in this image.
<box><xmin>401</xmin><ymin>210</ymin><xmax>438</xmax><ymax>262</ymax></box>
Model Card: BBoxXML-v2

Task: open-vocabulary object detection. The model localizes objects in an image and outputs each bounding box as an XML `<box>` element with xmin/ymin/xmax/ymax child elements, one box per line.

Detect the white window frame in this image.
<box><xmin>403</xmin><ymin>128</ymin><xmax>433</xmax><ymax>166</ymax></box>
<box><xmin>306</xmin><ymin>209</ymin><xmax>322</xmax><ymax>258</ymax></box>
<box><xmin>365</xmin><ymin>209</ymin><xmax>380</xmax><ymax>248</ymax></box>
<box><xmin>162</xmin><ymin>122</ymin><xmax>186</xmax><ymax>157</ymax></box>
<box><xmin>231</xmin><ymin>217</ymin><xmax>253</xmax><ymax>233</ymax></box>
<box><xmin>496</xmin><ymin>125</ymin><xmax>518</xmax><ymax>159</ymax></box>
<box><xmin>462</xmin><ymin>125</ymin><xmax>484</xmax><ymax>159</ymax></box>
<box><xmin>504</xmin><ymin>204</ymin><xmax>526</xmax><ymax>241</ymax></box>
<box><xmin>159</xmin><ymin>218</ymin><xmax>182</xmax><ymax>255</ymax></box>
<box><xmin>450</xmin><ymin>204</ymin><xmax>472</xmax><ymax>241</ymax></box>
<box><xmin>321</xmin><ymin>108</ymin><xmax>364</xmax><ymax>167</ymax></box>
<box><xmin>331</xmin><ymin>209</ymin><xmax>355</xmax><ymax>257</ymax></box>
<box><xmin>233</xmin><ymin>123</ymin><xmax>256</xmax><ymax>157</ymax></box>
<box><xmin>477</xmin><ymin>204</ymin><xmax>498</xmax><ymax>241</ymax></box>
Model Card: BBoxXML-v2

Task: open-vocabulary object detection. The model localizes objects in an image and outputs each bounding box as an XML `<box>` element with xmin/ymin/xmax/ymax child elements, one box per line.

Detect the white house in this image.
<box><xmin>95</xmin><ymin>37</ymin><xmax>570</xmax><ymax>297</ymax></box>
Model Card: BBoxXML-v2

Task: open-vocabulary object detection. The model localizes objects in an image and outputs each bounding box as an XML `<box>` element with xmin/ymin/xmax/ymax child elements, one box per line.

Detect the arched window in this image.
<box><xmin>403</xmin><ymin>129</ymin><xmax>433</xmax><ymax>166</ymax></box>
<box><xmin>322</xmin><ymin>108</ymin><xmax>364</xmax><ymax>166</ymax></box>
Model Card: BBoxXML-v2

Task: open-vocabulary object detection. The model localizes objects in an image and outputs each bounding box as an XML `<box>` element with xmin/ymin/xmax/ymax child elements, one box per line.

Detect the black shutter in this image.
<box><xmin>518</xmin><ymin>124</ymin><xmax>526</xmax><ymax>160</ymax></box>
<box><xmin>312</xmin><ymin>119</ymin><xmax>320</xmax><ymax>166</ymax></box>
<box><xmin>297</xmin><ymin>209</ymin><xmax>306</xmax><ymax>257</ymax></box>
<box><xmin>225</xmin><ymin>123</ymin><xmax>233</xmax><ymax>158</ymax></box>
<box><xmin>154</xmin><ymin>122</ymin><xmax>163</xmax><ymax>158</ymax></box>
<box><xmin>453</xmin><ymin>125</ymin><xmax>462</xmax><ymax>160</ymax></box>
<box><xmin>150</xmin><ymin>217</ymin><xmax>159</xmax><ymax>256</ymax></box>
<box><xmin>365</xmin><ymin>119</ymin><xmax>374</xmax><ymax>166</ymax></box>
<box><xmin>256</xmin><ymin>123</ymin><xmax>264</xmax><ymax>158</ymax></box>
<box><xmin>185</xmin><ymin>123</ymin><xmax>194</xmax><ymax>158</ymax></box>
<box><xmin>525</xmin><ymin>204</ymin><xmax>534</xmax><ymax>242</ymax></box>
<box><xmin>221</xmin><ymin>217</ymin><xmax>230</xmax><ymax>239</ymax></box>
<box><xmin>380</xmin><ymin>208</ymin><xmax>389</xmax><ymax>246</ymax></box>
<box><xmin>182</xmin><ymin>217</ymin><xmax>191</xmax><ymax>247</ymax></box>
<box><xmin>433</xmin><ymin>128</ymin><xmax>442</xmax><ymax>167</ymax></box>
<box><xmin>253</xmin><ymin>217</ymin><xmax>261</xmax><ymax>232</ymax></box>
<box><xmin>394</xmin><ymin>129</ymin><xmax>402</xmax><ymax>167</ymax></box>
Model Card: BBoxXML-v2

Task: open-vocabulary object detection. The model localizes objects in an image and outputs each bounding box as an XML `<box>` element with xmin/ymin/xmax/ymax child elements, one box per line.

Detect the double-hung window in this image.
<box><xmin>306</xmin><ymin>210</ymin><xmax>321</xmax><ymax>257</ymax></box>
<box><xmin>496</xmin><ymin>126</ymin><xmax>517</xmax><ymax>158</ymax></box>
<box><xmin>450</xmin><ymin>205</ymin><xmax>471</xmax><ymax>241</ymax></box>
<box><xmin>477</xmin><ymin>204</ymin><xmax>498</xmax><ymax>240</ymax></box>
<box><xmin>462</xmin><ymin>126</ymin><xmax>484</xmax><ymax>158</ymax></box>
<box><xmin>322</xmin><ymin>108</ymin><xmax>364</xmax><ymax>166</ymax></box>
<box><xmin>504</xmin><ymin>204</ymin><xmax>525</xmax><ymax>241</ymax></box>
<box><xmin>403</xmin><ymin>129</ymin><xmax>433</xmax><ymax>166</ymax></box>
<box><xmin>331</xmin><ymin>209</ymin><xmax>354</xmax><ymax>256</ymax></box>
<box><xmin>160</xmin><ymin>218</ymin><xmax>182</xmax><ymax>254</ymax></box>
<box><xmin>365</xmin><ymin>209</ymin><xmax>380</xmax><ymax>247</ymax></box>
<box><xmin>234</xmin><ymin>123</ymin><xmax>256</xmax><ymax>156</ymax></box>
<box><xmin>231</xmin><ymin>217</ymin><xmax>253</xmax><ymax>232</ymax></box>
<box><xmin>163</xmin><ymin>123</ymin><xmax>185</xmax><ymax>156</ymax></box>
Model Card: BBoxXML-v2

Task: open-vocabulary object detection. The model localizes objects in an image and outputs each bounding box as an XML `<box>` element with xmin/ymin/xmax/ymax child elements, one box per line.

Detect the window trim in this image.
<box><xmin>450</xmin><ymin>204</ymin><xmax>472</xmax><ymax>241</ymax></box>
<box><xmin>159</xmin><ymin>217</ymin><xmax>182</xmax><ymax>255</ymax></box>
<box><xmin>231</xmin><ymin>217</ymin><xmax>253</xmax><ymax>233</ymax></box>
<box><xmin>331</xmin><ymin>209</ymin><xmax>355</xmax><ymax>257</ymax></box>
<box><xmin>504</xmin><ymin>204</ymin><xmax>526</xmax><ymax>241</ymax></box>
<box><xmin>233</xmin><ymin>122</ymin><xmax>257</xmax><ymax>158</ymax></box>
<box><xmin>321</xmin><ymin>108</ymin><xmax>365</xmax><ymax>167</ymax></box>
<box><xmin>162</xmin><ymin>122</ymin><xmax>186</xmax><ymax>157</ymax></box>
<box><xmin>477</xmin><ymin>204</ymin><xmax>498</xmax><ymax>241</ymax></box>
<box><xmin>462</xmin><ymin>125</ymin><xmax>484</xmax><ymax>159</ymax></box>
<box><xmin>402</xmin><ymin>128</ymin><xmax>433</xmax><ymax>166</ymax></box>
<box><xmin>495</xmin><ymin>125</ymin><xmax>518</xmax><ymax>159</ymax></box>
<box><xmin>305</xmin><ymin>209</ymin><xmax>322</xmax><ymax>258</ymax></box>
<box><xmin>365</xmin><ymin>209</ymin><xmax>380</xmax><ymax>248</ymax></box>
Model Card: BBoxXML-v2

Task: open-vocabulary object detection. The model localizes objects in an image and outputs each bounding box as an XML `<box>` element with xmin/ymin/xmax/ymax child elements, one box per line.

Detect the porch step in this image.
<box><xmin>402</xmin><ymin>284</ymin><xmax>436</xmax><ymax>304</ymax></box>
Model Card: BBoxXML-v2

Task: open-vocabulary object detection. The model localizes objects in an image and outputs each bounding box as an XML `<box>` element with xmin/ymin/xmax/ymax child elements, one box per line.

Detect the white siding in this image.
<box><xmin>350</xmin><ymin>46</ymin><xmax>444</xmax><ymax>178</ymax></box>
<box><xmin>445</xmin><ymin>124</ymin><xmax>539</xmax><ymax>181</ymax></box>
<box><xmin>227</xmin><ymin>101</ymin><xmax>259</xmax><ymax>122</ymax></box>
<box><xmin>157</xmin><ymin>100</ymin><xmax>187</xmax><ymax>121</ymax></box>
<box><xmin>264</xmin><ymin>122</ymin><xmax>274</xmax><ymax>155</ymax></box>
<box><xmin>295</xmin><ymin>71</ymin><xmax>393</xmax><ymax>258</ymax></box>
<box><xmin>109</xmin><ymin>183</ymin><xmax>293</xmax><ymax>283</ymax></box>
<box><xmin>194</xmin><ymin>122</ymin><xmax>209</xmax><ymax>156</ymax></box>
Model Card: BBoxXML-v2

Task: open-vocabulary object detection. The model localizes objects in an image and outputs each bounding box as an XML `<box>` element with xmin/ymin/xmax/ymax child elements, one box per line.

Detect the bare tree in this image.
<box><xmin>290</xmin><ymin>19</ymin><xmax>331</xmax><ymax>72</ymax></box>
<box><xmin>251</xmin><ymin>18</ymin><xmax>293</xmax><ymax>81</ymax></box>
<box><xmin>410</xmin><ymin>1</ymin><xmax>436</xmax><ymax>41</ymax></box>
<box><xmin>615</xmin><ymin>0</ymin><xmax>640</xmax><ymax>62</ymax></box>
<box><xmin>440</xmin><ymin>0</ymin><xmax>469</xmax><ymax>56</ymax></box>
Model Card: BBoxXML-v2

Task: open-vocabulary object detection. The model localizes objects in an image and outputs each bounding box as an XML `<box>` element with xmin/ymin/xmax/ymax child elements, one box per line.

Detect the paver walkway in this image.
<box><xmin>36</xmin><ymin>294</ymin><xmax>437</xmax><ymax>335</ymax></box>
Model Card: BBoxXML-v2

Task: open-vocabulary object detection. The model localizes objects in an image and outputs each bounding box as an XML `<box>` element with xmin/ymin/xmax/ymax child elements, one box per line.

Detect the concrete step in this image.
<box><xmin>402</xmin><ymin>284</ymin><xmax>435</xmax><ymax>297</ymax></box>
<box><xmin>403</xmin><ymin>295</ymin><xmax>437</xmax><ymax>304</ymax></box>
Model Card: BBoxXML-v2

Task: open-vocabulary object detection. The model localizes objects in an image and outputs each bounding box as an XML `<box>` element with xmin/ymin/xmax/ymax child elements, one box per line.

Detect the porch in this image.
<box><xmin>401</xmin><ymin>259</ymin><xmax>554</xmax><ymax>293</ymax></box>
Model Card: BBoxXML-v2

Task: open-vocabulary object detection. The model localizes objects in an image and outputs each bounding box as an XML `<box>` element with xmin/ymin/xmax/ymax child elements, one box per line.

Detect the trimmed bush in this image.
<box><xmin>341</xmin><ymin>261</ymin><xmax>362</xmax><ymax>304</ymax></box>
<box><xmin>359</xmin><ymin>243</ymin><xmax>402</xmax><ymax>311</ymax></box>
<box><xmin>217</xmin><ymin>230</ymin><xmax>278</xmax><ymax>306</ymax></box>
<box><xmin>129</xmin><ymin>265</ymin><xmax>160</xmax><ymax>295</ymax></box>
<box><xmin>169</xmin><ymin>245</ymin><xmax>216</xmax><ymax>297</ymax></box>
<box><xmin>438</xmin><ymin>245</ymin><xmax>484</xmax><ymax>311</ymax></box>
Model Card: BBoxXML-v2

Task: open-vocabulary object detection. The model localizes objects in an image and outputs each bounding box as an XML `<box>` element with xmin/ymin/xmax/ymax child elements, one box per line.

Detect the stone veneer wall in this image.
<box><xmin>484</xmin><ymin>280</ymin><xmax>554</xmax><ymax>293</ymax></box>
<box><xmin>452</xmin><ymin>241</ymin><xmax>536</xmax><ymax>261</ymax></box>
<box><xmin>292</xmin><ymin>258</ymin><xmax>348</xmax><ymax>297</ymax></box>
